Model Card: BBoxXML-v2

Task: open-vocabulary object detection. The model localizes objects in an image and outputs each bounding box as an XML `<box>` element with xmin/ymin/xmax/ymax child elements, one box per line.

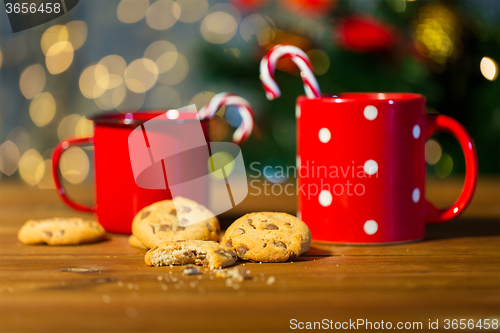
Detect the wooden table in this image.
<box><xmin>0</xmin><ymin>178</ymin><xmax>499</xmax><ymax>332</ymax></box>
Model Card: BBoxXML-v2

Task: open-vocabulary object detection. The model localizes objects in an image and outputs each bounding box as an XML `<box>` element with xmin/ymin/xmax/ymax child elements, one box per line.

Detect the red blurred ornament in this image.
<box><xmin>230</xmin><ymin>0</ymin><xmax>271</xmax><ymax>12</ymax></box>
<box><xmin>334</xmin><ymin>15</ymin><xmax>397</xmax><ymax>53</ymax></box>
<box><xmin>279</xmin><ymin>0</ymin><xmax>336</xmax><ymax>18</ymax></box>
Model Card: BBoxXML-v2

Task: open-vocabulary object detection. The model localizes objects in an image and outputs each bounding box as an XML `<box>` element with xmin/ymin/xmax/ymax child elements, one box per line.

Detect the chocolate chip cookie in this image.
<box><xmin>145</xmin><ymin>240</ymin><xmax>237</xmax><ymax>269</ymax></box>
<box><xmin>132</xmin><ymin>197</ymin><xmax>220</xmax><ymax>249</ymax></box>
<box><xmin>221</xmin><ymin>212</ymin><xmax>311</xmax><ymax>262</ymax></box>
<box><xmin>18</xmin><ymin>218</ymin><xmax>106</xmax><ymax>245</ymax></box>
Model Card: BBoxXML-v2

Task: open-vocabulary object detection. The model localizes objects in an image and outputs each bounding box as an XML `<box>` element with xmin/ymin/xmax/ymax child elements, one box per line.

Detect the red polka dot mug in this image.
<box><xmin>296</xmin><ymin>93</ymin><xmax>478</xmax><ymax>244</ymax></box>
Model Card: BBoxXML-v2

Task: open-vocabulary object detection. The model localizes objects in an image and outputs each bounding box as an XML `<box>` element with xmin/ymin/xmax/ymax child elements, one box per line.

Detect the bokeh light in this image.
<box><xmin>480</xmin><ymin>57</ymin><xmax>498</xmax><ymax>81</ymax></box>
<box><xmin>144</xmin><ymin>41</ymin><xmax>178</xmax><ymax>74</ymax></box>
<box><xmin>59</xmin><ymin>146</ymin><xmax>89</xmax><ymax>184</ymax></box>
<box><xmin>58</xmin><ymin>114</ymin><xmax>82</xmax><ymax>141</ymax></box>
<box><xmin>124</xmin><ymin>58</ymin><xmax>159</xmax><ymax>93</ymax></box>
<box><xmin>239</xmin><ymin>14</ymin><xmax>276</xmax><ymax>45</ymax></box>
<box><xmin>98</xmin><ymin>55</ymin><xmax>127</xmax><ymax>89</ymax></box>
<box><xmin>413</xmin><ymin>5</ymin><xmax>460</xmax><ymax>65</ymax></box>
<box><xmin>41</xmin><ymin>25</ymin><xmax>68</xmax><ymax>56</ymax></box>
<box><xmin>201</xmin><ymin>4</ymin><xmax>240</xmax><ymax>44</ymax></box>
<box><xmin>117</xmin><ymin>0</ymin><xmax>150</xmax><ymax>24</ymax></box>
<box><xmin>0</xmin><ymin>49</ymin><xmax>3</xmax><ymax>69</ymax></box>
<box><xmin>176</xmin><ymin>0</ymin><xmax>209</xmax><ymax>22</ymax></box>
<box><xmin>306</xmin><ymin>50</ymin><xmax>330</xmax><ymax>76</ymax></box>
<box><xmin>75</xmin><ymin>117</ymin><xmax>94</xmax><ymax>138</ymax></box>
<box><xmin>36</xmin><ymin>159</ymin><xmax>55</xmax><ymax>189</ymax></box>
<box><xmin>190</xmin><ymin>91</ymin><xmax>216</xmax><ymax>110</ymax></box>
<box><xmin>435</xmin><ymin>152</ymin><xmax>453</xmax><ymax>178</ymax></box>
<box><xmin>0</xmin><ymin>140</ymin><xmax>20</xmax><ymax>176</ymax></box>
<box><xmin>209</xmin><ymin>115</ymin><xmax>229</xmax><ymax>141</ymax></box>
<box><xmin>157</xmin><ymin>53</ymin><xmax>189</xmax><ymax>86</ymax></box>
<box><xmin>146</xmin><ymin>85</ymin><xmax>182</xmax><ymax>109</ymax></box>
<box><xmin>46</xmin><ymin>41</ymin><xmax>74</xmax><ymax>75</ymax></box>
<box><xmin>19</xmin><ymin>64</ymin><xmax>46</xmax><ymax>99</ymax></box>
<box><xmin>146</xmin><ymin>0</ymin><xmax>181</xmax><ymax>30</ymax></box>
<box><xmin>208</xmin><ymin>151</ymin><xmax>235</xmax><ymax>179</ymax></box>
<box><xmin>18</xmin><ymin>149</ymin><xmax>44</xmax><ymax>186</ymax></box>
<box><xmin>29</xmin><ymin>92</ymin><xmax>56</xmax><ymax>127</ymax></box>
<box><xmin>65</xmin><ymin>21</ymin><xmax>88</xmax><ymax>51</ymax></box>
<box><xmin>79</xmin><ymin>64</ymin><xmax>109</xmax><ymax>99</ymax></box>
<box><xmin>425</xmin><ymin>139</ymin><xmax>442</xmax><ymax>165</ymax></box>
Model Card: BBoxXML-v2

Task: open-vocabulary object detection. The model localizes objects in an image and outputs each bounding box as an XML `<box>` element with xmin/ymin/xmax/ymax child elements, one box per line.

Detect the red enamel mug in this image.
<box><xmin>52</xmin><ymin>111</ymin><xmax>211</xmax><ymax>234</ymax></box>
<box><xmin>296</xmin><ymin>93</ymin><xmax>478</xmax><ymax>244</ymax></box>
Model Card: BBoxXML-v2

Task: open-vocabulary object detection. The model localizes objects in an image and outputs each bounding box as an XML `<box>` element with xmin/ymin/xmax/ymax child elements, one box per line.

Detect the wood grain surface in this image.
<box><xmin>0</xmin><ymin>178</ymin><xmax>499</xmax><ymax>332</ymax></box>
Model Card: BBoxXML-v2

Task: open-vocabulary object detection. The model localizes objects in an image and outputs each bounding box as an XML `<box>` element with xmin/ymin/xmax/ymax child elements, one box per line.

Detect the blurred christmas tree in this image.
<box><xmin>199</xmin><ymin>0</ymin><xmax>500</xmax><ymax>179</ymax></box>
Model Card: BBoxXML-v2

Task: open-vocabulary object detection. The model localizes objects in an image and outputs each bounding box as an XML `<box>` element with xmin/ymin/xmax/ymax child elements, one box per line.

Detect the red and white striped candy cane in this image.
<box><xmin>260</xmin><ymin>44</ymin><xmax>321</xmax><ymax>100</ymax></box>
<box><xmin>198</xmin><ymin>92</ymin><xmax>254</xmax><ymax>145</ymax></box>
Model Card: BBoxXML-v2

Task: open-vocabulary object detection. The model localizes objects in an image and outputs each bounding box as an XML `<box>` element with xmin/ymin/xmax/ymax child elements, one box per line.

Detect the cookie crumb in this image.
<box><xmin>216</xmin><ymin>266</ymin><xmax>249</xmax><ymax>283</ymax></box>
<box><xmin>266</xmin><ymin>276</ymin><xmax>276</xmax><ymax>285</ymax></box>
<box><xmin>182</xmin><ymin>265</ymin><xmax>200</xmax><ymax>276</ymax></box>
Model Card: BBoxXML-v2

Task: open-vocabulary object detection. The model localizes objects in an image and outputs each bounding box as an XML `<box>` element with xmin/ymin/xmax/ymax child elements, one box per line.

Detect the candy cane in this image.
<box><xmin>198</xmin><ymin>92</ymin><xmax>254</xmax><ymax>145</ymax></box>
<box><xmin>260</xmin><ymin>44</ymin><xmax>321</xmax><ymax>100</ymax></box>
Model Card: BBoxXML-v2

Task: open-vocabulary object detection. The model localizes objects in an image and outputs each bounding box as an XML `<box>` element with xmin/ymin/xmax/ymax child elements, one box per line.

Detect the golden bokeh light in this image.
<box><xmin>306</xmin><ymin>49</ymin><xmax>330</xmax><ymax>76</ymax></box>
<box><xmin>208</xmin><ymin>151</ymin><xmax>235</xmax><ymax>179</ymax></box>
<box><xmin>29</xmin><ymin>92</ymin><xmax>56</xmax><ymax>127</ymax></box>
<box><xmin>189</xmin><ymin>91</ymin><xmax>216</xmax><ymax>110</ymax></box>
<box><xmin>19</xmin><ymin>149</ymin><xmax>44</xmax><ymax>186</ymax></box>
<box><xmin>240</xmin><ymin>14</ymin><xmax>276</xmax><ymax>46</ymax></box>
<box><xmin>65</xmin><ymin>21</ymin><xmax>88</xmax><ymax>51</ymax></box>
<box><xmin>124</xmin><ymin>58</ymin><xmax>159</xmax><ymax>93</ymax></box>
<box><xmin>79</xmin><ymin>64</ymin><xmax>109</xmax><ymax>99</ymax></box>
<box><xmin>98</xmin><ymin>55</ymin><xmax>127</xmax><ymax>89</ymax></box>
<box><xmin>413</xmin><ymin>5</ymin><xmax>460</xmax><ymax>65</ymax></box>
<box><xmin>46</xmin><ymin>41</ymin><xmax>74</xmax><ymax>75</ymax></box>
<box><xmin>146</xmin><ymin>0</ymin><xmax>181</xmax><ymax>30</ymax></box>
<box><xmin>59</xmin><ymin>146</ymin><xmax>89</xmax><ymax>185</ymax></box>
<box><xmin>58</xmin><ymin>114</ymin><xmax>82</xmax><ymax>141</ymax></box>
<box><xmin>36</xmin><ymin>159</ymin><xmax>55</xmax><ymax>189</ymax></box>
<box><xmin>75</xmin><ymin>117</ymin><xmax>94</xmax><ymax>138</ymax></box>
<box><xmin>144</xmin><ymin>41</ymin><xmax>178</xmax><ymax>74</ymax></box>
<box><xmin>0</xmin><ymin>140</ymin><xmax>20</xmax><ymax>176</ymax></box>
<box><xmin>117</xmin><ymin>0</ymin><xmax>150</xmax><ymax>23</ymax></box>
<box><xmin>425</xmin><ymin>139</ymin><xmax>442</xmax><ymax>165</ymax></box>
<box><xmin>146</xmin><ymin>85</ymin><xmax>182</xmax><ymax>109</ymax></box>
<box><xmin>201</xmin><ymin>11</ymin><xmax>238</xmax><ymax>44</ymax></box>
<box><xmin>176</xmin><ymin>0</ymin><xmax>208</xmax><ymax>23</ymax></box>
<box><xmin>480</xmin><ymin>57</ymin><xmax>498</xmax><ymax>81</ymax></box>
<box><xmin>41</xmin><ymin>25</ymin><xmax>68</xmax><ymax>56</ymax></box>
<box><xmin>116</xmin><ymin>90</ymin><xmax>146</xmax><ymax>113</ymax></box>
<box><xmin>19</xmin><ymin>64</ymin><xmax>46</xmax><ymax>99</ymax></box>
<box><xmin>158</xmin><ymin>53</ymin><xmax>189</xmax><ymax>86</ymax></box>
<box><xmin>0</xmin><ymin>49</ymin><xmax>3</xmax><ymax>69</ymax></box>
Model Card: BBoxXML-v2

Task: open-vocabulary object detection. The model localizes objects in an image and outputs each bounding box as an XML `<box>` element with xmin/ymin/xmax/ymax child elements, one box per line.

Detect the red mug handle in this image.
<box><xmin>52</xmin><ymin>137</ymin><xmax>96</xmax><ymax>213</ymax></box>
<box><xmin>425</xmin><ymin>114</ymin><xmax>478</xmax><ymax>223</ymax></box>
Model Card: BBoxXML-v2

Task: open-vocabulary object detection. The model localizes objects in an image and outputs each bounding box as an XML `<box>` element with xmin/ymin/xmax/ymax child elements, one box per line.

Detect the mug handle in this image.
<box><xmin>425</xmin><ymin>114</ymin><xmax>478</xmax><ymax>223</ymax></box>
<box><xmin>52</xmin><ymin>137</ymin><xmax>95</xmax><ymax>213</ymax></box>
